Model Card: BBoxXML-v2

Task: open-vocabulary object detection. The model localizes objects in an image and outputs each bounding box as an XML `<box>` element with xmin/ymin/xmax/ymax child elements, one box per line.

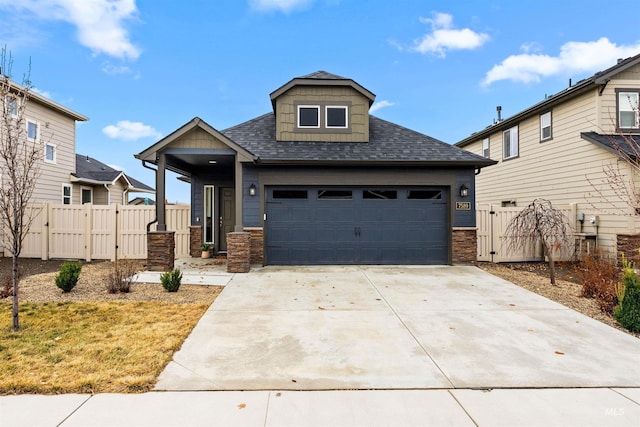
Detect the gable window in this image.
<box><xmin>618</xmin><ymin>90</ymin><xmax>639</xmax><ymax>129</ymax></box>
<box><xmin>44</xmin><ymin>143</ymin><xmax>56</xmax><ymax>163</ymax></box>
<box><xmin>503</xmin><ymin>126</ymin><xmax>519</xmax><ymax>160</ymax></box>
<box><xmin>540</xmin><ymin>111</ymin><xmax>552</xmax><ymax>141</ymax></box>
<box><xmin>298</xmin><ymin>105</ymin><xmax>320</xmax><ymax>128</ymax></box>
<box><xmin>81</xmin><ymin>187</ymin><xmax>93</xmax><ymax>204</ymax></box>
<box><xmin>326</xmin><ymin>106</ymin><xmax>348</xmax><ymax>128</ymax></box>
<box><xmin>482</xmin><ymin>138</ymin><xmax>490</xmax><ymax>158</ymax></box>
<box><xmin>27</xmin><ymin>120</ymin><xmax>39</xmax><ymax>142</ymax></box>
<box><xmin>62</xmin><ymin>184</ymin><xmax>72</xmax><ymax>204</ymax></box>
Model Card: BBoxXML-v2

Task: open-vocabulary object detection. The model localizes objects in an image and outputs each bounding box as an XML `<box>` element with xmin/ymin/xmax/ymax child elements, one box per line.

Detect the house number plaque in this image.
<box><xmin>456</xmin><ymin>202</ymin><xmax>471</xmax><ymax>210</ymax></box>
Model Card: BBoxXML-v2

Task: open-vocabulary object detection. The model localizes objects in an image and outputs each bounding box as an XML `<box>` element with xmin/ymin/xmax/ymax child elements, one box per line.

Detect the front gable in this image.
<box><xmin>270</xmin><ymin>71</ymin><xmax>375</xmax><ymax>143</ymax></box>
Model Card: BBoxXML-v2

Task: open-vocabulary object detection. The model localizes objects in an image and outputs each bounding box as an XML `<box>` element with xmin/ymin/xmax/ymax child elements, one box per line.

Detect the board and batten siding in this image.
<box><xmin>274</xmin><ymin>86</ymin><xmax>370</xmax><ymax>142</ymax></box>
<box><xmin>468</xmin><ymin>87</ymin><xmax>640</xmax><ymax>255</ymax></box>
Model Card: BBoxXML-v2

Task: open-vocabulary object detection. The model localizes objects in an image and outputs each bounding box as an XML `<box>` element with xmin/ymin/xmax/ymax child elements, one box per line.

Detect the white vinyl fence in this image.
<box><xmin>476</xmin><ymin>204</ymin><xmax>577</xmax><ymax>263</ymax></box>
<box><xmin>1</xmin><ymin>203</ymin><xmax>190</xmax><ymax>261</ymax></box>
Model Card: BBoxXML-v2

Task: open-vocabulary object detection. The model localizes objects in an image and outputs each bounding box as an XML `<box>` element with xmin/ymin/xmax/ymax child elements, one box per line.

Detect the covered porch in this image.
<box><xmin>135</xmin><ymin>117</ymin><xmax>261</xmax><ymax>273</ymax></box>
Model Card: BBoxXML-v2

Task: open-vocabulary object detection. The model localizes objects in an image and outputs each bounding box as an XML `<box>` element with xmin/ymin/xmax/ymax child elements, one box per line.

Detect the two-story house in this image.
<box><xmin>455</xmin><ymin>53</ymin><xmax>640</xmax><ymax>261</ymax></box>
<box><xmin>2</xmin><ymin>81</ymin><xmax>152</xmax><ymax>206</ymax></box>
<box><xmin>137</xmin><ymin>71</ymin><xmax>494</xmax><ymax>269</ymax></box>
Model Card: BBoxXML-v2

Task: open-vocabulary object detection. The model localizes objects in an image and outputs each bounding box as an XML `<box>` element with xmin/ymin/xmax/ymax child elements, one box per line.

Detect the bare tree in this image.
<box><xmin>0</xmin><ymin>47</ymin><xmax>41</xmax><ymax>331</ymax></box>
<box><xmin>587</xmin><ymin>95</ymin><xmax>640</xmax><ymax>215</ymax></box>
<box><xmin>504</xmin><ymin>199</ymin><xmax>573</xmax><ymax>285</ymax></box>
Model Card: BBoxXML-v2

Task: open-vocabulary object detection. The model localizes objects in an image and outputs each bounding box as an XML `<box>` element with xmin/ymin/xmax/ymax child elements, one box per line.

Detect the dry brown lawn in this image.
<box><xmin>0</xmin><ymin>259</ymin><xmax>223</xmax><ymax>395</ymax></box>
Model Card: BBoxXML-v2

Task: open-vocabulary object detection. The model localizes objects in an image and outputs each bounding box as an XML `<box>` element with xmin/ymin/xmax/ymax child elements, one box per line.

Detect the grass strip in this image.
<box><xmin>0</xmin><ymin>301</ymin><xmax>209</xmax><ymax>394</ymax></box>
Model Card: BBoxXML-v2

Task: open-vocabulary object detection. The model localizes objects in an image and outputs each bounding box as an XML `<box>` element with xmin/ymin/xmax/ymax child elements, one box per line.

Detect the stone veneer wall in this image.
<box><xmin>452</xmin><ymin>227</ymin><xmax>477</xmax><ymax>265</ymax></box>
<box><xmin>617</xmin><ymin>233</ymin><xmax>640</xmax><ymax>266</ymax></box>
<box><xmin>227</xmin><ymin>232</ymin><xmax>251</xmax><ymax>273</ymax></box>
<box><xmin>244</xmin><ymin>227</ymin><xmax>264</xmax><ymax>265</ymax></box>
<box><xmin>147</xmin><ymin>231</ymin><xmax>175</xmax><ymax>271</ymax></box>
<box><xmin>189</xmin><ymin>226</ymin><xmax>202</xmax><ymax>257</ymax></box>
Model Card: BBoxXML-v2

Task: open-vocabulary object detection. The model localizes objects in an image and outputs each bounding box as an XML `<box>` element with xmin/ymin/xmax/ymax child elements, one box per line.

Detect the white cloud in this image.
<box><xmin>0</xmin><ymin>0</ymin><xmax>141</xmax><ymax>60</ymax></box>
<box><xmin>370</xmin><ymin>100</ymin><xmax>395</xmax><ymax>113</ymax></box>
<box><xmin>103</xmin><ymin>120</ymin><xmax>161</xmax><ymax>141</ymax></box>
<box><xmin>249</xmin><ymin>0</ymin><xmax>313</xmax><ymax>13</ymax></box>
<box><xmin>408</xmin><ymin>12</ymin><xmax>489</xmax><ymax>57</ymax></box>
<box><xmin>483</xmin><ymin>37</ymin><xmax>640</xmax><ymax>86</ymax></box>
<box><xmin>31</xmin><ymin>87</ymin><xmax>52</xmax><ymax>99</ymax></box>
<box><xmin>102</xmin><ymin>63</ymin><xmax>133</xmax><ymax>75</ymax></box>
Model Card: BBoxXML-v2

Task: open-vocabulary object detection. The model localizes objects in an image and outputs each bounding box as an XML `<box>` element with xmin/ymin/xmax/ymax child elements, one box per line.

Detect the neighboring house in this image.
<box><xmin>455</xmin><ymin>53</ymin><xmax>640</xmax><ymax>259</ymax></box>
<box><xmin>1</xmin><ymin>82</ymin><xmax>154</xmax><ymax>206</ymax></box>
<box><xmin>2</xmin><ymin>80</ymin><xmax>88</xmax><ymax>204</ymax></box>
<box><xmin>137</xmin><ymin>71</ymin><xmax>494</xmax><ymax>267</ymax></box>
<box><xmin>72</xmin><ymin>154</ymin><xmax>154</xmax><ymax>205</ymax></box>
<box><xmin>129</xmin><ymin>196</ymin><xmax>156</xmax><ymax>206</ymax></box>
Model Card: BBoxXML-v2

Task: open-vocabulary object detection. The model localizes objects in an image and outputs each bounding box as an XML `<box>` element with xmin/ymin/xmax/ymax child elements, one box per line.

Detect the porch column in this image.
<box><xmin>156</xmin><ymin>152</ymin><xmax>166</xmax><ymax>231</ymax></box>
<box><xmin>234</xmin><ymin>156</ymin><xmax>244</xmax><ymax>231</ymax></box>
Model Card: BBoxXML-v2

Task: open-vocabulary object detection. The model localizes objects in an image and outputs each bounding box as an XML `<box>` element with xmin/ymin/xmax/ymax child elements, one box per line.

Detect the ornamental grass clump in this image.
<box><xmin>55</xmin><ymin>261</ymin><xmax>82</xmax><ymax>293</ymax></box>
<box><xmin>160</xmin><ymin>268</ymin><xmax>182</xmax><ymax>292</ymax></box>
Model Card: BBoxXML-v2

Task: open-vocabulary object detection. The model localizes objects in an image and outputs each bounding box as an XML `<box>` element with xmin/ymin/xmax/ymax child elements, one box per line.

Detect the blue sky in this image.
<box><xmin>1</xmin><ymin>0</ymin><xmax>639</xmax><ymax>203</ymax></box>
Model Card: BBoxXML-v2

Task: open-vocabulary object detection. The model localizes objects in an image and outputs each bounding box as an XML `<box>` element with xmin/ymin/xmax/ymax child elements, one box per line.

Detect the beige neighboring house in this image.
<box><xmin>1</xmin><ymin>81</ymin><xmax>153</xmax><ymax>206</ymax></box>
<box><xmin>456</xmin><ymin>53</ymin><xmax>640</xmax><ymax>259</ymax></box>
<box><xmin>71</xmin><ymin>154</ymin><xmax>154</xmax><ymax>205</ymax></box>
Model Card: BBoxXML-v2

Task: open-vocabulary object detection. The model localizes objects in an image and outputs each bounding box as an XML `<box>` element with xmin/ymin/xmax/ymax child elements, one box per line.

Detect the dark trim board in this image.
<box><xmin>265</xmin><ymin>186</ymin><xmax>450</xmax><ymax>265</ymax></box>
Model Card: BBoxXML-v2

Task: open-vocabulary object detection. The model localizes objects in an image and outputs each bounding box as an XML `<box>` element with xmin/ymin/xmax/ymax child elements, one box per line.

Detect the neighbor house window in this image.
<box><xmin>482</xmin><ymin>138</ymin><xmax>490</xmax><ymax>158</ymax></box>
<box><xmin>503</xmin><ymin>126</ymin><xmax>519</xmax><ymax>159</ymax></box>
<box><xmin>326</xmin><ymin>106</ymin><xmax>348</xmax><ymax>128</ymax></box>
<box><xmin>540</xmin><ymin>111</ymin><xmax>552</xmax><ymax>141</ymax></box>
<box><xmin>298</xmin><ymin>105</ymin><xmax>320</xmax><ymax>128</ymax></box>
<box><xmin>62</xmin><ymin>184</ymin><xmax>72</xmax><ymax>204</ymax></box>
<box><xmin>5</xmin><ymin>96</ymin><xmax>17</xmax><ymax>117</ymax></box>
<box><xmin>27</xmin><ymin>120</ymin><xmax>39</xmax><ymax>142</ymax></box>
<box><xmin>44</xmin><ymin>143</ymin><xmax>56</xmax><ymax>163</ymax></box>
<box><xmin>81</xmin><ymin>187</ymin><xmax>93</xmax><ymax>204</ymax></box>
<box><xmin>618</xmin><ymin>90</ymin><xmax>639</xmax><ymax>129</ymax></box>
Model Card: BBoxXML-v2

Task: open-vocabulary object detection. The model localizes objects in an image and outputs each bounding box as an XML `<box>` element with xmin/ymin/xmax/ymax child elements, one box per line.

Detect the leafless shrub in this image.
<box><xmin>106</xmin><ymin>260</ymin><xmax>137</xmax><ymax>294</ymax></box>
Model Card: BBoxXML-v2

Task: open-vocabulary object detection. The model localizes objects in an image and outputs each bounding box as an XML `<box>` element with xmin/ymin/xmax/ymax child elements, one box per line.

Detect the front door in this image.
<box><xmin>219</xmin><ymin>188</ymin><xmax>235</xmax><ymax>252</ymax></box>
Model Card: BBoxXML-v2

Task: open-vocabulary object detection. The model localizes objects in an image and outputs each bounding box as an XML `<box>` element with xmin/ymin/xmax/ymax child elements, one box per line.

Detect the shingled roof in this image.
<box><xmin>73</xmin><ymin>154</ymin><xmax>154</xmax><ymax>192</ymax></box>
<box><xmin>221</xmin><ymin>113</ymin><xmax>494</xmax><ymax>167</ymax></box>
<box><xmin>581</xmin><ymin>131</ymin><xmax>640</xmax><ymax>159</ymax></box>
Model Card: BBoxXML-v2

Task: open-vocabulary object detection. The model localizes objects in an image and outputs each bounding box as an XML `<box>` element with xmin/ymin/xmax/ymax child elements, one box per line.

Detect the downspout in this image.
<box><xmin>103</xmin><ymin>184</ymin><xmax>111</xmax><ymax>205</ymax></box>
<box><xmin>142</xmin><ymin>160</ymin><xmax>159</xmax><ymax>232</ymax></box>
<box><xmin>475</xmin><ymin>168</ymin><xmax>481</xmax><ymax>176</ymax></box>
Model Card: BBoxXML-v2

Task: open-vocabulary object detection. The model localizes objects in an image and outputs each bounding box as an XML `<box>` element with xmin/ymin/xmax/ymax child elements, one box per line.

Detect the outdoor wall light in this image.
<box><xmin>249</xmin><ymin>183</ymin><xmax>257</xmax><ymax>197</ymax></box>
<box><xmin>459</xmin><ymin>184</ymin><xmax>469</xmax><ymax>198</ymax></box>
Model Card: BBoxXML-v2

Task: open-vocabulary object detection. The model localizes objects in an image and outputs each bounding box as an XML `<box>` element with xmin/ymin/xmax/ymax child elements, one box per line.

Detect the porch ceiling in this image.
<box><xmin>164</xmin><ymin>149</ymin><xmax>236</xmax><ymax>176</ymax></box>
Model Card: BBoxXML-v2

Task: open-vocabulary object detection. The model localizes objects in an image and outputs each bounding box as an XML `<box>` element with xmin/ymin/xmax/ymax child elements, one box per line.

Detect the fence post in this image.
<box><xmin>41</xmin><ymin>203</ymin><xmax>49</xmax><ymax>260</ymax></box>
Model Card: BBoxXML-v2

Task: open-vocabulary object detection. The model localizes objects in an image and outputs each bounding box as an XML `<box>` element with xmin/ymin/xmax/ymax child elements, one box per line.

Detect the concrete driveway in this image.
<box><xmin>155</xmin><ymin>266</ymin><xmax>640</xmax><ymax>391</ymax></box>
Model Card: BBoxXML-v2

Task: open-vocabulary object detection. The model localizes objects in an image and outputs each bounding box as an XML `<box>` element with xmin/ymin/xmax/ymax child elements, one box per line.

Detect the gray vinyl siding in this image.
<box><xmin>243</xmin><ymin>166</ymin><xmax>260</xmax><ymax>227</ymax></box>
<box><xmin>255</xmin><ymin>165</ymin><xmax>476</xmax><ymax>228</ymax></box>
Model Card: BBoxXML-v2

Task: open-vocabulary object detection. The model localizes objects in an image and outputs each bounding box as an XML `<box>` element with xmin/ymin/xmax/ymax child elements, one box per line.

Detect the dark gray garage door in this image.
<box><xmin>265</xmin><ymin>186</ymin><xmax>449</xmax><ymax>265</ymax></box>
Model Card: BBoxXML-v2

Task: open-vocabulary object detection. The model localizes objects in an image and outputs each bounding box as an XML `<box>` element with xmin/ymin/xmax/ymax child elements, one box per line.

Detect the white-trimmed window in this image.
<box><xmin>503</xmin><ymin>126</ymin><xmax>519</xmax><ymax>160</ymax></box>
<box><xmin>81</xmin><ymin>187</ymin><xmax>93</xmax><ymax>204</ymax></box>
<box><xmin>325</xmin><ymin>106</ymin><xmax>348</xmax><ymax>128</ymax></box>
<box><xmin>5</xmin><ymin>95</ymin><xmax>17</xmax><ymax>117</ymax></box>
<box><xmin>540</xmin><ymin>111</ymin><xmax>552</xmax><ymax>141</ymax></box>
<box><xmin>26</xmin><ymin>120</ymin><xmax>39</xmax><ymax>142</ymax></box>
<box><xmin>482</xmin><ymin>138</ymin><xmax>490</xmax><ymax>158</ymax></box>
<box><xmin>618</xmin><ymin>91</ymin><xmax>639</xmax><ymax>129</ymax></box>
<box><xmin>44</xmin><ymin>143</ymin><xmax>56</xmax><ymax>163</ymax></box>
<box><xmin>62</xmin><ymin>184</ymin><xmax>72</xmax><ymax>205</ymax></box>
<box><xmin>297</xmin><ymin>105</ymin><xmax>320</xmax><ymax>128</ymax></box>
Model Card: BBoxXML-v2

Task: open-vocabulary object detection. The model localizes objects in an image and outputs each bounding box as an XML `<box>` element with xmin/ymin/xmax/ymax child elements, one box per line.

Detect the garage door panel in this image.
<box><xmin>266</xmin><ymin>186</ymin><xmax>449</xmax><ymax>265</ymax></box>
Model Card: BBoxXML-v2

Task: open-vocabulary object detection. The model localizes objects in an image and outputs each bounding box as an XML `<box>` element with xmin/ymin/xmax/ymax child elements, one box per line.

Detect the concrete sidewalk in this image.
<box><xmin>132</xmin><ymin>258</ymin><xmax>234</xmax><ymax>286</ymax></box>
<box><xmin>2</xmin><ymin>388</ymin><xmax>639</xmax><ymax>426</ymax></box>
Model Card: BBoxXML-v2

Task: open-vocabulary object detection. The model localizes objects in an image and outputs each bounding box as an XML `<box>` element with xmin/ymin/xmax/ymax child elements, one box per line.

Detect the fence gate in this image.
<box><xmin>476</xmin><ymin>204</ymin><xmax>576</xmax><ymax>263</ymax></box>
